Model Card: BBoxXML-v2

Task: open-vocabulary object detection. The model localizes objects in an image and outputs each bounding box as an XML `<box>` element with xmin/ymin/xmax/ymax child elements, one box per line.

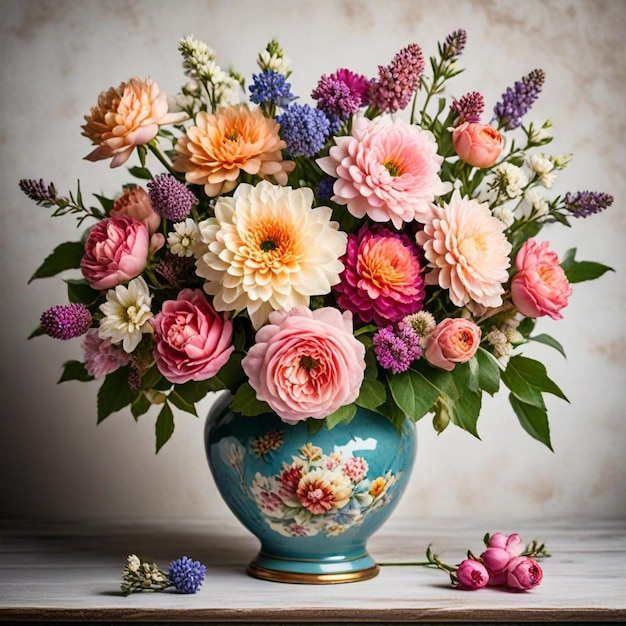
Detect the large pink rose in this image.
<box><xmin>511</xmin><ymin>239</ymin><xmax>572</xmax><ymax>320</ymax></box>
<box><xmin>425</xmin><ymin>317</ymin><xmax>481</xmax><ymax>371</ymax></box>
<box><xmin>452</xmin><ymin>122</ymin><xmax>503</xmax><ymax>168</ymax></box>
<box><xmin>81</xmin><ymin>215</ymin><xmax>149</xmax><ymax>290</ymax></box>
<box><xmin>150</xmin><ymin>289</ymin><xmax>234</xmax><ymax>384</ymax></box>
<box><xmin>241</xmin><ymin>306</ymin><xmax>366</xmax><ymax>423</ymax></box>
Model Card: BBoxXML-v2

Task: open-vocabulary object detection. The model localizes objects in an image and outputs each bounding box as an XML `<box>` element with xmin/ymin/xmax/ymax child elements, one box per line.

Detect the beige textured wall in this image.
<box><xmin>1</xmin><ymin>0</ymin><xmax>624</xmax><ymax>522</ymax></box>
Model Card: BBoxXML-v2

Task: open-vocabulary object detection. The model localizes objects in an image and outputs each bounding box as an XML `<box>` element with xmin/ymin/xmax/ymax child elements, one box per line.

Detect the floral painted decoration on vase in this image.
<box><xmin>20</xmin><ymin>29</ymin><xmax>613</xmax><ymax>453</ymax></box>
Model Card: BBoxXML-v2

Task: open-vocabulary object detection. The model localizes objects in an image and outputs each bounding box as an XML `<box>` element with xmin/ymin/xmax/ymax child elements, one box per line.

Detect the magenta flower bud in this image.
<box><xmin>506</xmin><ymin>556</ymin><xmax>544</xmax><ymax>591</ymax></box>
<box><xmin>480</xmin><ymin>547</ymin><xmax>512</xmax><ymax>586</ymax></box>
<box><xmin>488</xmin><ymin>532</ymin><xmax>525</xmax><ymax>557</ymax></box>
<box><xmin>40</xmin><ymin>303</ymin><xmax>92</xmax><ymax>340</ymax></box>
<box><xmin>456</xmin><ymin>559</ymin><xmax>489</xmax><ymax>590</ymax></box>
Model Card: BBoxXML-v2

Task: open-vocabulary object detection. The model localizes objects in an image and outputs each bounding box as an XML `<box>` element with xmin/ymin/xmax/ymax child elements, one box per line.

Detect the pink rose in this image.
<box><xmin>111</xmin><ymin>187</ymin><xmax>161</xmax><ymax>235</ymax></box>
<box><xmin>487</xmin><ymin>532</ymin><xmax>525</xmax><ymax>557</ymax></box>
<box><xmin>456</xmin><ymin>558</ymin><xmax>489</xmax><ymax>590</ymax></box>
<box><xmin>511</xmin><ymin>239</ymin><xmax>572</xmax><ymax>320</ymax></box>
<box><xmin>424</xmin><ymin>318</ymin><xmax>481</xmax><ymax>371</ymax></box>
<box><xmin>453</xmin><ymin>122</ymin><xmax>504</xmax><ymax>168</ymax></box>
<box><xmin>81</xmin><ymin>215</ymin><xmax>149</xmax><ymax>290</ymax></box>
<box><xmin>150</xmin><ymin>289</ymin><xmax>234</xmax><ymax>384</ymax></box>
<box><xmin>505</xmin><ymin>556</ymin><xmax>543</xmax><ymax>591</ymax></box>
<box><xmin>241</xmin><ymin>306</ymin><xmax>366</xmax><ymax>423</ymax></box>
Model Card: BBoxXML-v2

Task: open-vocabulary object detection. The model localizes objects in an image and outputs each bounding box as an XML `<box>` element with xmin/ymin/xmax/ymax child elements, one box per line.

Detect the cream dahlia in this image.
<box><xmin>173</xmin><ymin>104</ymin><xmax>295</xmax><ymax>197</ymax></box>
<box><xmin>82</xmin><ymin>77</ymin><xmax>186</xmax><ymax>168</ymax></box>
<box><xmin>317</xmin><ymin>115</ymin><xmax>451</xmax><ymax>229</ymax></box>
<box><xmin>416</xmin><ymin>191</ymin><xmax>512</xmax><ymax>309</ymax></box>
<box><xmin>296</xmin><ymin>469</ymin><xmax>352</xmax><ymax>514</ymax></box>
<box><xmin>194</xmin><ymin>181</ymin><xmax>347</xmax><ymax>328</ymax></box>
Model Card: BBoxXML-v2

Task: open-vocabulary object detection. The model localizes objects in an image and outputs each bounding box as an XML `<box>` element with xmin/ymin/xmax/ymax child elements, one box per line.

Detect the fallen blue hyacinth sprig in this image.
<box><xmin>120</xmin><ymin>554</ymin><xmax>207</xmax><ymax>595</ymax></box>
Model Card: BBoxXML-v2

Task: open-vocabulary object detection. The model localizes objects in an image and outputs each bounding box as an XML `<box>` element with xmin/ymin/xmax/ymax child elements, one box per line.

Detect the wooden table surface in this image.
<box><xmin>0</xmin><ymin>516</ymin><xmax>624</xmax><ymax>623</ymax></box>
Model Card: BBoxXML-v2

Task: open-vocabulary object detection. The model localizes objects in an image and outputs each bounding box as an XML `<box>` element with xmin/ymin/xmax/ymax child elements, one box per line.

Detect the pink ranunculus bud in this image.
<box><xmin>452</xmin><ymin>122</ymin><xmax>504</xmax><ymax>168</ymax></box>
<box><xmin>505</xmin><ymin>556</ymin><xmax>544</xmax><ymax>591</ymax></box>
<box><xmin>456</xmin><ymin>558</ymin><xmax>490</xmax><ymax>590</ymax></box>
<box><xmin>510</xmin><ymin>238</ymin><xmax>572</xmax><ymax>320</ymax></box>
<box><xmin>150</xmin><ymin>289</ymin><xmax>234</xmax><ymax>384</ymax></box>
<box><xmin>80</xmin><ymin>215</ymin><xmax>149</xmax><ymax>290</ymax></box>
<box><xmin>111</xmin><ymin>186</ymin><xmax>161</xmax><ymax>235</ymax></box>
<box><xmin>487</xmin><ymin>532</ymin><xmax>525</xmax><ymax>557</ymax></box>
<box><xmin>480</xmin><ymin>547</ymin><xmax>513</xmax><ymax>586</ymax></box>
<box><xmin>424</xmin><ymin>317</ymin><xmax>481</xmax><ymax>371</ymax></box>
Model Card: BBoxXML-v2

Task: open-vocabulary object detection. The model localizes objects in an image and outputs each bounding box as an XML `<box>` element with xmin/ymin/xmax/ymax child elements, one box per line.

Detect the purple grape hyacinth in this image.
<box><xmin>147</xmin><ymin>174</ymin><xmax>197</xmax><ymax>222</ymax></box>
<box><xmin>167</xmin><ymin>556</ymin><xmax>207</xmax><ymax>594</ymax></box>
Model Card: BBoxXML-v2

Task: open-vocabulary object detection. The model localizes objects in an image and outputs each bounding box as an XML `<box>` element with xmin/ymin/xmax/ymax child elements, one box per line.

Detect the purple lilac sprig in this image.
<box><xmin>311</xmin><ymin>70</ymin><xmax>369</xmax><ymax>132</ymax></box>
<box><xmin>562</xmin><ymin>191</ymin><xmax>614</xmax><ymax>218</ymax></box>
<box><xmin>373</xmin><ymin>322</ymin><xmax>422</xmax><ymax>374</ymax></box>
<box><xmin>451</xmin><ymin>91</ymin><xmax>485</xmax><ymax>124</ymax></box>
<box><xmin>493</xmin><ymin>69</ymin><xmax>546</xmax><ymax>130</ymax></box>
<box><xmin>147</xmin><ymin>174</ymin><xmax>197</xmax><ymax>222</ymax></box>
<box><xmin>276</xmin><ymin>103</ymin><xmax>331</xmax><ymax>157</ymax></box>
<box><xmin>40</xmin><ymin>304</ymin><xmax>92</xmax><ymax>340</ymax></box>
<box><xmin>368</xmin><ymin>43</ymin><xmax>425</xmax><ymax>114</ymax></box>
<box><xmin>440</xmin><ymin>29</ymin><xmax>467</xmax><ymax>60</ymax></box>
<box><xmin>121</xmin><ymin>554</ymin><xmax>207</xmax><ymax>595</ymax></box>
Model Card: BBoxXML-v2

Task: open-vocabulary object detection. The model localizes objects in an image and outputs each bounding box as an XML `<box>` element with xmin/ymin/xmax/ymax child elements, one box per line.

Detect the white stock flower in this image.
<box><xmin>495</xmin><ymin>163</ymin><xmax>528</xmax><ymax>198</ymax></box>
<box><xmin>167</xmin><ymin>218</ymin><xmax>199</xmax><ymax>257</ymax></box>
<box><xmin>99</xmin><ymin>276</ymin><xmax>153</xmax><ymax>353</ymax></box>
<box><xmin>525</xmin><ymin>187</ymin><xmax>550</xmax><ymax>216</ymax></box>
<box><xmin>258</xmin><ymin>50</ymin><xmax>292</xmax><ymax>75</ymax></box>
<box><xmin>492</xmin><ymin>203</ymin><xmax>515</xmax><ymax>227</ymax></box>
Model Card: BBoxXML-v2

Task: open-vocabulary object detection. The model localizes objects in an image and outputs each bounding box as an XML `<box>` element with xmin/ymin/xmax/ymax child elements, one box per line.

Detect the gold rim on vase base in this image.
<box><xmin>247</xmin><ymin>562</ymin><xmax>380</xmax><ymax>584</ymax></box>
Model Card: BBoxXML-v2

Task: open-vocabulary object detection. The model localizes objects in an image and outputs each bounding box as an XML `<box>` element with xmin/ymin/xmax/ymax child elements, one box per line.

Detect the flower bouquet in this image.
<box><xmin>21</xmin><ymin>29</ymin><xmax>613</xmax><ymax>454</ymax></box>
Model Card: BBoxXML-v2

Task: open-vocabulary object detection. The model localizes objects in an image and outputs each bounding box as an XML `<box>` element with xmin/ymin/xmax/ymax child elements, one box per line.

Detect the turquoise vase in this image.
<box><xmin>204</xmin><ymin>392</ymin><xmax>417</xmax><ymax>584</ymax></box>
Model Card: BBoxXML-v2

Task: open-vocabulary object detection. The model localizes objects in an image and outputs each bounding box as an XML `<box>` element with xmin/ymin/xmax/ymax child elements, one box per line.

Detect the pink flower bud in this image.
<box><xmin>480</xmin><ymin>546</ymin><xmax>512</xmax><ymax>586</ymax></box>
<box><xmin>456</xmin><ymin>558</ymin><xmax>489</xmax><ymax>589</ymax></box>
<box><xmin>452</xmin><ymin>122</ymin><xmax>503</xmax><ymax>168</ymax></box>
<box><xmin>488</xmin><ymin>532</ymin><xmax>525</xmax><ymax>557</ymax></box>
<box><xmin>506</xmin><ymin>556</ymin><xmax>544</xmax><ymax>591</ymax></box>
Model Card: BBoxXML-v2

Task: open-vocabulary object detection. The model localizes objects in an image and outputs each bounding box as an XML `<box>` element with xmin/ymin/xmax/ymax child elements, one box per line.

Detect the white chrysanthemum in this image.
<box><xmin>98</xmin><ymin>276</ymin><xmax>153</xmax><ymax>353</ymax></box>
<box><xmin>167</xmin><ymin>218</ymin><xmax>199</xmax><ymax>257</ymax></box>
<box><xmin>416</xmin><ymin>191</ymin><xmax>512</xmax><ymax>309</ymax></box>
<box><xmin>495</xmin><ymin>163</ymin><xmax>528</xmax><ymax>198</ymax></box>
<box><xmin>195</xmin><ymin>181</ymin><xmax>347</xmax><ymax>329</ymax></box>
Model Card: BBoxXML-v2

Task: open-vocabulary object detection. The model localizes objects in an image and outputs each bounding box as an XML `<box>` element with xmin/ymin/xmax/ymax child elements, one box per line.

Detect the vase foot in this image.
<box><xmin>247</xmin><ymin>551</ymin><xmax>380</xmax><ymax>584</ymax></box>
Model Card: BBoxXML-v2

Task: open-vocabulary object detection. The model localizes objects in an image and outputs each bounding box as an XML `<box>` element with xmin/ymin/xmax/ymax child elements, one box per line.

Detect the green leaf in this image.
<box><xmin>509</xmin><ymin>394</ymin><xmax>553</xmax><ymax>450</ymax></box>
<box><xmin>93</xmin><ymin>193</ymin><xmax>115</xmax><ymax>214</ymax></box>
<box><xmin>324</xmin><ymin>403</ymin><xmax>357</xmax><ymax>429</ymax></box>
<box><xmin>502</xmin><ymin>355</ymin><xmax>568</xmax><ymax>408</ymax></box>
<box><xmin>560</xmin><ymin>248</ymin><xmax>614</xmax><ymax>283</ymax></box>
<box><xmin>231</xmin><ymin>383</ymin><xmax>271</xmax><ymax>416</ymax></box>
<box><xmin>97</xmin><ymin>367</ymin><xmax>134</xmax><ymax>423</ymax></box>
<box><xmin>65</xmin><ymin>278</ymin><xmax>99</xmax><ymax>306</ymax></box>
<box><xmin>127</xmin><ymin>166</ymin><xmax>153</xmax><ymax>180</ymax></box>
<box><xmin>174</xmin><ymin>379</ymin><xmax>213</xmax><ymax>403</ymax></box>
<box><xmin>167</xmin><ymin>390</ymin><xmax>197</xmax><ymax>416</ymax></box>
<box><xmin>530</xmin><ymin>333</ymin><xmax>567</xmax><ymax>358</ymax></box>
<box><xmin>28</xmin><ymin>326</ymin><xmax>46</xmax><ymax>339</ymax></box>
<box><xmin>131</xmin><ymin>393</ymin><xmax>152</xmax><ymax>420</ymax></box>
<box><xmin>355</xmin><ymin>377</ymin><xmax>386</xmax><ymax>409</ymax></box>
<box><xmin>388</xmin><ymin>368</ymin><xmax>440</xmax><ymax>422</ymax></box>
<box><xmin>29</xmin><ymin>241</ymin><xmax>84</xmax><ymax>282</ymax></box>
<box><xmin>140</xmin><ymin>364</ymin><xmax>167</xmax><ymax>391</ymax></box>
<box><xmin>58</xmin><ymin>360</ymin><xmax>94</xmax><ymax>383</ymax></box>
<box><xmin>155</xmin><ymin>402</ymin><xmax>175</xmax><ymax>453</ymax></box>
<box><xmin>475</xmin><ymin>348</ymin><xmax>502</xmax><ymax>396</ymax></box>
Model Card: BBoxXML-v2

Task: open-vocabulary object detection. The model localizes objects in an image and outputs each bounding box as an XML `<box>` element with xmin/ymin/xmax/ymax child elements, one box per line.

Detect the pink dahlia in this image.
<box><xmin>416</xmin><ymin>191</ymin><xmax>512</xmax><ymax>309</ymax></box>
<box><xmin>334</xmin><ymin>225</ymin><xmax>425</xmax><ymax>326</ymax></box>
<box><xmin>317</xmin><ymin>115</ymin><xmax>450</xmax><ymax>229</ymax></box>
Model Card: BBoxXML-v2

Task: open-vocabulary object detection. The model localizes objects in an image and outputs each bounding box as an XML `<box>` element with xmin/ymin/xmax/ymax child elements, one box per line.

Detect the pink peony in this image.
<box><xmin>505</xmin><ymin>556</ymin><xmax>543</xmax><ymax>591</ymax></box>
<box><xmin>481</xmin><ymin>547</ymin><xmax>514</xmax><ymax>586</ymax></box>
<box><xmin>333</xmin><ymin>225</ymin><xmax>425</xmax><ymax>326</ymax></box>
<box><xmin>416</xmin><ymin>190</ymin><xmax>512</xmax><ymax>309</ymax></box>
<box><xmin>241</xmin><ymin>306</ymin><xmax>366</xmax><ymax>423</ymax></box>
<box><xmin>511</xmin><ymin>239</ymin><xmax>572</xmax><ymax>320</ymax></box>
<box><xmin>453</xmin><ymin>122</ymin><xmax>504</xmax><ymax>168</ymax></box>
<box><xmin>111</xmin><ymin>187</ymin><xmax>161</xmax><ymax>235</ymax></box>
<box><xmin>425</xmin><ymin>318</ymin><xmax>481</xmax><ymax>371</ymax></box>
<box><xmin>317</xmin><ymin>115</ymin><xmax>450</xmax><ymax>229</ymax></box>
<box><xmin>82</xmin><ymin>328</ymin><xmax>132</xmax><ymax>378</ymax></box>
<box><xmin>81</xmin><ymin>216</ymin><xmax>150</xmax><ymax>290</ymax></box>
<box><xmin>456</xmin><ymin>558</ymin><xmax>490</xmax><ymax>590</ymax></box>
<box><xmin>150</xmin><ymin>289</ymin><xmax>234</xmax><ymax>384</ymax></box>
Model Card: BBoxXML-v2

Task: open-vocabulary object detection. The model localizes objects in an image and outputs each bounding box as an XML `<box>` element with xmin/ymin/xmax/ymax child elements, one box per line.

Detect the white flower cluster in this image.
<box><xmin>257</xmin><ymin>38</ymin><xmax>292</xmax><ymax>76</ymax></box>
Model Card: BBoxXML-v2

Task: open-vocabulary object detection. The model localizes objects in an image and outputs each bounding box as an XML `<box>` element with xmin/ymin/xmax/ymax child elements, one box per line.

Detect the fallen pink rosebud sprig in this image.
<box><xmin>380</xmin><ymin>532</ymin><xmax>549</xmax><ymax>591</ymax></box>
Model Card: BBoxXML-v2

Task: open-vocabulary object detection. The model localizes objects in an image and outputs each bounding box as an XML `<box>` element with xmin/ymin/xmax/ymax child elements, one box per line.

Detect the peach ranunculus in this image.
<box><xmin>80</xmin><ymin>216</ymin><xmax>150</xmax><ymax>290</ymax></box>
<box><xmin>425</xmin><ymin>317</ymin><xmax>481</xmax><ymax>371</ymax></box>
<box><xmin>416</xmin><ymin>190</ymin><xmax>512</xmax><ymax>309</ymax></box>
<box><xmin>241</xmin><ymin>306</ymin><xmax>366</xmax><ymax>423</ymax></box>
<box><xmin>317</xmin><ymin>115</ymin><xmax>451</xmax><ymax>229</ymax></box>
<box><xmin>511</xmin><ymin>239</ymin><xmax>572</xmax><ymax>320</ymax></box>
<box><xmin>173</xmin><ymin>104</ymin><xmax>295</xmax><ymax>197</ymax></box>
<box><xmin>453</xmin><ymin>122</ymin><xmax>504</xmax><ymax>168</ymax></box>
<box><xmin>150</xmin><ymin>288</ymin><xmax>234</xmax><ymax>384</ymax></box>
<box><xmin>111</xmin><ymin>187</ymin><xmax>161</xmax><ymax>235</ymax></box>
<box><xmin>82</xmin><ymin>77</ymin><xmax>186</xmax><ymax>168</ymax></box>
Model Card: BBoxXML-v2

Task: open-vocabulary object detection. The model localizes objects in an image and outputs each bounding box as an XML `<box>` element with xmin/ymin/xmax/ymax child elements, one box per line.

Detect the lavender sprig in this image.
<box><xmin>493</xmin><ymin>69</ymin><xmax>546</xmax><ymax>130</ymax></box>
<box><xmin>562</xmin><ymin>191</ymin><xmax>614</xmax><ymax>218</ymax></box>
